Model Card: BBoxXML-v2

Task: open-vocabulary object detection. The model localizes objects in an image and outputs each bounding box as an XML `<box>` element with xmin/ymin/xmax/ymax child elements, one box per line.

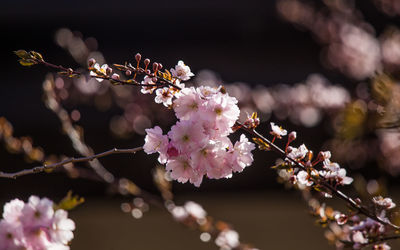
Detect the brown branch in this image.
<box><xmin>237</xmin><ymin>121</ymin><xmax>400</xmax><ymax>230</ymax></box>
<box><xmin>0</xmin><ymin>147</ymin><xmax>143</xmax><ymax>179</ymax></box>
<box><xmin>43</xmin><ymin>75</ymin><xmax>118</xmax><ymax>182</ymax></box>
<box><xmin>31</xmin><ymin>57</ymin><xmax>181</xmax><ymax>90</ymax></box>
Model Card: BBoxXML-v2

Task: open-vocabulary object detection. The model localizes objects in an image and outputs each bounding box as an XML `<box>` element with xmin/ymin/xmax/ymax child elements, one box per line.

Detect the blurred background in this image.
<box><xmin>1</xmin><ymin>0</ymin><xmax>400</xmax><ymax>249</ymax></box>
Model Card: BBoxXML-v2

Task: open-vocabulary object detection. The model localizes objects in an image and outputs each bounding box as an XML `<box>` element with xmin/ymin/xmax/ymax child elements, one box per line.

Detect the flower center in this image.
<box><xmin>34</xmin><ymin>211</ymin><xmax>41</xmax><ymax>218</ymax></box>
<box><xmin>215</xmin><ymin>108</ymin><xmax>222</xmax><ymax>115</ymax></box>
<box><xmin>190</xmin><ymin>102</ymin><xmax>198</xmax><ymax>110</ymax></box>
<box><xmin>182</xmin><ymin>135</ymin><xmax>189</xmax><ymax>142</ymax></box>
<box><xmin>6</xmin><ymin>233</ymin><xmax>13</xmax><ymax>239</ymax></box>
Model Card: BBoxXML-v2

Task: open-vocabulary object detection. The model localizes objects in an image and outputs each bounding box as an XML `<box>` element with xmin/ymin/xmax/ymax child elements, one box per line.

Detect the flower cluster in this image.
<box><xmin>310</xmin><ymin>198</ymin><xmax>395</xmax><ymax>250</ymax></box>
<box><xmin>0</xmin><ymin>196</ymin><xmax>75</xmax><ymax>250</ymax></box>
<box><xmin>139</xmin><ymin>60</ymin><xmax>192</xmax><ymax>107</ymax></box>
<box><xmin>373</xmin><ymin>196</ymin><xmax>396</xmax><ymax>210</ymax></box>
<box><xmin>288</xmin><ymin>145</ymin><xmax>353</xmax><ymax>188</ymax></box>
<box><xmin>194</xmin><ymin>71</ymin><xmax>350</xmax><ymax>128</ymax></box>
<box><xmin>273</xmin><ymin>125</ymin><xmax>353</xmax><ymax>189</ymax></box>
<box><xmin>144</xmin><ymin>69</ymin><xmax>255</xmax><ymax>186</ymax></box>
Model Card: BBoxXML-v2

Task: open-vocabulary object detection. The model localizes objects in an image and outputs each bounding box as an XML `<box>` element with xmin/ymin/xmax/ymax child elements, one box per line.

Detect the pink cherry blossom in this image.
<box><xmin>206</xmin><ymin>92</ymin><xmax>240</xmax><ymax>136</ymax></box>
<box><xmin>2</xmin><ymin>199</ymin><xmax>24</xmax><ymax>224</ymax></box>
<box><xmin>143</xmin><ymin>83</ymin><xmax>255</xmax><ymax>186</ymax></box>
<box><xmin>297</xmin><ymin>170</ymin><xmax>314</xmax><ymax>186</ymax></box>
<box><xmin>21</xmin><ymin>196</ymin><xmax>54</xmax><ymax>229</ymax></box>
<box><xmin>0</xmin><ymin>220</ymin><xmax>24</xmax><ymax>250</ymax></box>
<box><xmin>170</xmin><ymin>60</ymin><xmax>194</xmax><ymax>81</ymax></box>
<box><xmin>165</xmin><ymin>155</ymin><xmax>203</xmax><ymax>187</ymax></box>
<box><xmin>173</xmin><ymin>87</ymin><xmax>205</xmax><ymax>120</ymax></box>
<box><xmin>287</xmin><ymin>144</ymin><xmax>308</xmax><ymax>161</ymax></box>
<box><xmin>270</xmin><ymin>122</ymin><xmax>287</xmax><ymax>138</ymax></box>
<box><xmin>230</xmin><ymin>134</ymin><xmax>256</xmax><ymax>173</ymax></box>
<box><xmin>319</xmin><ymin>160</ymin><xmax>353</xmax><ymax>186</ymax></box>
<box><xmin>0</xmin><ymin>196</ymin><xmax>75</xmax><ymax>250</ymax></box>
<box><xmin>352</xmin><ymin>231</ymin><xmax>368</xmax><ymax>244</ymax></box>
<box><xmin>154</xmin><ymin>87</ymin><xmax>174</xmax><ymax>107</ymax></box>
<box><xmin>373</xmin><ymin>196</ymin><xmax>396</xmax><ymax>210</ymax></box>
<box><xmin>90</xmin><ymin>63</ymin><xmax>109</xmax><ymax>82</ymax></box>
<box><xmin>140</xmin><ymin>76</ymin><xmax>157</xmax><ymax>94</ymax></box>
<box><xmin>143</xmin><ymin>126</ymin><xmax>169</xmax><ymax>164</ymax></box>
<box><xmin>168</xmin><ymin>120</ymin><xmax>208</xmax><ymax>153</ymax></box>
<box><xmin>50</xmin><ymin>210</ymin><xmax>75</xmax><ymax>245</ymax></box>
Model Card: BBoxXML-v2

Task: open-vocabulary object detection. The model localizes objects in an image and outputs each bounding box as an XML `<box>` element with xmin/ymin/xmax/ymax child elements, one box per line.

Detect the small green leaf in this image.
<box><xmin>57</xmin><ymin>71</ymin><xmax>69</xmax><ymax>76</ymax></box>
<box><xmin>29</xmin><ymin>51</ymin><xmax>44</xmax><ymax>61</ymax></box>
<box><xmin>18</xmin><ymin>59</ymin><xmax>36</xmax><ymax>67</ymax></box>
<box><xmin>271</xmin><ymin>162</ymin><xmax>292</xmax><ymax>170</ymax></box>
<box><xmin>252</xmin><ymin>137</ymin><xmax>270</xmax><ymax>151</ymax></box>
<box><xmin>113</xmin><ymin>64</ymin><xmax>127</xmax><ymax>71</ymax></box>
<box><xmin>14</xmin><ymin>50</ymin><xmax>31</xmax><ymax>59</ymax></box>
<box><xmin>55</xmin><ymin>191</ymin><xmax>84</xmax><ymax>211</ymax></box>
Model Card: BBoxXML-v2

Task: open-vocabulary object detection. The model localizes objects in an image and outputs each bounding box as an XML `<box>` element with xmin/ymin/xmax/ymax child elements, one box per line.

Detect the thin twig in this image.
<box><xmin>33</xmin><ymin>58</ymin><xmax>181</xmax><ymax>90</ymax></box>
<box><xmin>0</xmin><ymin>147</ymin><xmax>143</xmax><ymax>179</ymax></box>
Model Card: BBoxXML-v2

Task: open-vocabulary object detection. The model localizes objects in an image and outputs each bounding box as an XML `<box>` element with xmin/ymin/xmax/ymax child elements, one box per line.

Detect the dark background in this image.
<box><xmin>1</xmin><ymin>1</ymin><xmax>400</xmax><ymax>249</ymax></box>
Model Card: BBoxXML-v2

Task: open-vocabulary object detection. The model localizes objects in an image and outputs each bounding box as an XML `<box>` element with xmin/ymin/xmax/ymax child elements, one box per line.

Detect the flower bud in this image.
<box><xmin>288</xmin><ymin>131</ymin><xmax>297</xmax><ymax>142</ymax></box>
<box><xmin>319</xmin><ymin>151</ymin><xmax>331</xmax><ymax>160</ymax></box>
<box><xmin>106</xmin><ymin>67</ymin><xmax>113</xmax><ymax>76</ymax></box>
<box><xmin>125</xmin><ymin>70</ymin><xmax>132</xmax><ymax>76</ymax></box>
<box><xmin>335</xmin><ymin>213</ymin><xmax>348</xmax><ymax>225</ymax></box>
<box><xmin>111</xmin><ymin>73</ymin><xmax>120</xmax><ymax>80</ymax></box>
<box><xmin>135</xmin><ymin>53</ymin><xmax>141</xmax><ymax>62</ymax></box>
<box><xmin>158</xmin><ymin>63</ymin><xmax>163</xmax><ymax>70</ymax></box>
<box><xmin>153</xmin><ymin>62</ymin><xmax>159</xmax><ymax>72</ymax></box>
<box><xmin>88</xmin><ymin>58</ymin><xmax>96</xmax><ymax>67</ymax></box>
<box><xmin>144</xmin><ymin>58</ymin><xmax>150</xmax><ymax>66</ymax></box>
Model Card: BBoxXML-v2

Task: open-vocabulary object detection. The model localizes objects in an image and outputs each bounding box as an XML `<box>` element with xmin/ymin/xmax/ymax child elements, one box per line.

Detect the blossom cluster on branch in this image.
<box><xmin>143</xmin><ymin>84</ymin><xmax>255</xmax><ymax>186</ymax></box>
<box><xmin>0</xmin><ymin>196</ymin><xmax>75</xmax><ymax>250</ymax></box>
<box><xmin>9</xmin><ymin>48</ymin><xmax>400</xmax><ymax>249</ymax></box>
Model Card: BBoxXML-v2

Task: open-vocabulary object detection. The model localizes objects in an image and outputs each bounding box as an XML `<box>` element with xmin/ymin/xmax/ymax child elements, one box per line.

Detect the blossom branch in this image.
<box><xmin>237</xmin><ymin>121</ymin><xmax>400</xmax><ymax>230</ymax></box>
<box><xmin>34</xmin><ymin>47</ymin><xmax>396</xmax><ymax>231</ymax></box>
<box><xmin>15</xmin><ymin>49</ymin><xmax>399</xmax><ymax>248</ymax></box>
<box><xmin>237</xmin><ymin>121</ymin><xmax>400</xmax><ymax>232</ymax></box>
<box><xmin>15</xmin><ymin>50</ymin><xmax>181</xmax><ymax>90</ymax></box>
